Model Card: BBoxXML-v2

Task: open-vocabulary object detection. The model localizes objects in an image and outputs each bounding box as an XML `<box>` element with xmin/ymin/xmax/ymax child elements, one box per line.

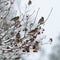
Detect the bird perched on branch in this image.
<box><xmin>38</xmin><ymin>17</ymin><xmax>44</xmax><ymax>25</ymax></box>
<box><xmin>11</xmin><ymin>16</ymin><xmax>19</xmax><ymax>22</ymax></box>
<box><xmin>28</xmin><ymin>28</ymin><xmax>38</xmax><ymax>35</ymax></box>
<box><xmin>16</xmin><ymin>31</ymin><xmax>20</xmax><ymax>39</ymax></box>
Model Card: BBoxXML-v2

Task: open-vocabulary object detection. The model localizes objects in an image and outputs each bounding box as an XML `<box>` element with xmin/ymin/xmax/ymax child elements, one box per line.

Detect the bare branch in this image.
<box><xmin>44</xmin><ymin>8</ymin><xmax>53</xmax><ymax>23</ymax></box>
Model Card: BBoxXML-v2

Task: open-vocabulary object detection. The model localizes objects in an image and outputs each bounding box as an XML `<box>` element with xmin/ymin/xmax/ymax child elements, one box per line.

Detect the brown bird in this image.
<box><xmin>28</xmin><ymin>28</ymin><xmax>38</xmax><ymax>35</ymax></box>
<box><xmin>16</xmin><ymin>32</ymin><xmax>20</xmax><ymax>39</ymax></box>
<box><xmin>38</xmin><ymin>17</ymin><xmax>44</xmax><ymax>25</ymax></box>
<box><xmin>11</xmin><ymin>16</ymin><xmax>19</xmax><ymax>22</ymax></box>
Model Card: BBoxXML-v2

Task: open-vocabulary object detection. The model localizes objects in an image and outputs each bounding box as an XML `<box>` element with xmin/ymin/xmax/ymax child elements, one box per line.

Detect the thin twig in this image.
<box><xmin>29</xmin><ymin>10</ymin><xmax>35</xmax><ymax>17</ymax></box>
<box><xmin>3</xmin><ymin>2</ymin><xmax>12</xmax><ymax>19</ymax></box>
<box><xmin>20</xmin><ymin>4</ymin><xmax>27</xmax><ymax>23</ymax></box>
<box><xmin>30</xmin><ymin>8</ymin><xmax>40</xmax><ymax>29</ymax></box>
<box><xmin>37</xmin><ymin>8</ymin><xmax>53</xmax><ymax>27</ymax></box>
<box><xmin>34</xmin><ymin>8</ymin><xmax>40</xmax><ymax>24</ymax></box>
<box><xmin>0</xmin><ymin>0</ymin><xmax>9</xmax><ymax>4</ymax></box>
<box><xmin>44</xmin><ymin>8</ymin><xmax>53</xmax><ymax>23</ymax></box>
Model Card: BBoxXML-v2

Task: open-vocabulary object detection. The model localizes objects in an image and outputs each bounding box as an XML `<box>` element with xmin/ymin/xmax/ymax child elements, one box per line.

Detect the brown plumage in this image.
<box><xmin>16</xmin><ymin>38</ymin><xmax>20</xmax><ymax>43</ymax></box>
<box><xmin>38</xmin><ymin>17</ymin><xmax>44</xmax><ymax>25</ymax></box>
<box><xmin>16</xmin><ymin>32</ymin><xmax>20</xmax><ymax>39</ymax></box>
<box><xmin>33</xmin><ymin>41</ymin><xmax>39</xmax><ymax>52</ymax></box>
<box><xmin>16</xmin><ymin>31</ymin><xmax>22</xmax><ymax>43</ymax></box>
<box><xmin>35</xmin><ymin>41</ymin><xmax>39</xmax><ymax>46</ymax></box>
<box><xmin>22</xmin><ymin>46</ymin><xmax>30</xmax><ymax>52</ymax></box>
<box><xmin>28</xmin><ymin>28</ymin><xmax>38</xmax><ymax>35</ymax></box>
<box><xmin>11</xmin><ymin>16</ymin><xmax>19</xmax><ymax>22</ymax></box>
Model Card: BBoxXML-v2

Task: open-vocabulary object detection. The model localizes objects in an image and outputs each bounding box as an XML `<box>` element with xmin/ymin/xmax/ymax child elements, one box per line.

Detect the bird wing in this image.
<box><xmin>11</xmin><ymin>16</ymin><xmax>19</xmax><ymax>21</ymax></box>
